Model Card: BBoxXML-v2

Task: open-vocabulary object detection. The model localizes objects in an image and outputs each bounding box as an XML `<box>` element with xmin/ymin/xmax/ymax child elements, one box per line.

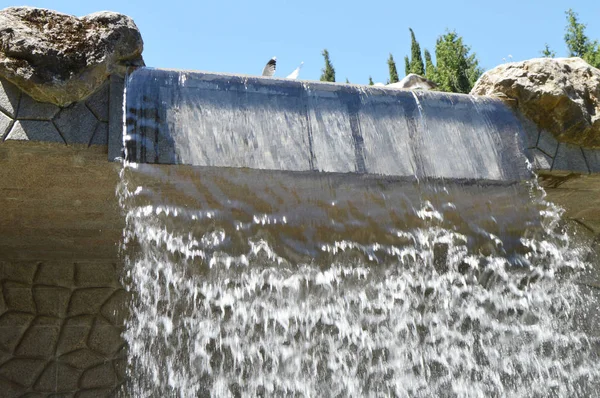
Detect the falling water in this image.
<box><xmin>119</xmin><ymin>70</ymin><xmax>600</xmax><ymax>397</ymax></box>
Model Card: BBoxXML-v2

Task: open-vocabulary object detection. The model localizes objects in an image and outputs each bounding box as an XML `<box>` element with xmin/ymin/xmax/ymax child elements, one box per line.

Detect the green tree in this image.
<box><xmin>320</xmin><ymin>49</ymin><xmax>336</xmax><ymax>82</ymax></box>
<box><xmin>408</xmin><ymin>28</ymin><xmax>425</xmax><ymax>75</ymax></box>
<box><xmin>564</xmin><ymin>9</ymin><xmax>599</xmax><ymax>67</ymax></box>
<box><xmin>387</xmin><ymin>53</ymin><xmax>399</xmax><ymax>83</ymax></box>
<box><xmin>404</xmin><ymin>55</ymin><xmax>410</xmax><ymax>76</ymax></box>
<box><xmin>434</xmin><ymin>30</ymin><xmax>483</xmax><ymax>93</ymax></box>
<box><xmin>368</xmin><ymin>76</ymin><xmax>374</xmax><ymax>85</ymax></box>
<box><xmin>541</xmin><ymin>43</ymin><xmax>556</xmax><ymax>58</ymax></box>
<box><xmin>424</xmin><ymin>49</ymin><xmax>437</xmax><ymax>81</ymax></box>
<box><xmin>345</xmin><ymin>77</ymin><xmax>350</xmax><ymax>83</ymax></box>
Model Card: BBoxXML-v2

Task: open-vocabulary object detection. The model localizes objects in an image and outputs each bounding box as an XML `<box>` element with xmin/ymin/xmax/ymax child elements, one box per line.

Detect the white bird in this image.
<box><xmin>262</xmin><ymin>56</ymin><xmax>276</xmax><ymax>77</ymax></box>
<box><xmin>286</xmin><ymin>62</ymin><xmax>304</xmax><ymax>79</ymax></box>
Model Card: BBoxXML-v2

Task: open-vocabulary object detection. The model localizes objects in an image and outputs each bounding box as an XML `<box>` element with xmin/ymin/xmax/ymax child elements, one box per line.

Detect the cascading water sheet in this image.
<box><xmin>118</xmin><ymin>165</ymin><xmax>599</xmax><ymax>397</ymax></box>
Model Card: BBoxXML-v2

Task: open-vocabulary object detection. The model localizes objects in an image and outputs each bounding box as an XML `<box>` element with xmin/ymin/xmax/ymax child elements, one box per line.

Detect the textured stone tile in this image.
<box><xmin>552</xmin><ymin>143</ymin><xmax>589</xmax><ymax>173</ymax></box>
<box><xmin>3</xmin><ymin>282</ymin><xmax>36</xmax><ymax>313</ymax></box>
<box><xmin>0</xmin><ymin>110</ymin><xmax>13</xmax><ymax>139</ymax></box>
<box><xmin>536</xmin><ymin>129</ymin><xmax>559</xmax><ymax>157</ymax></box>
<box><xmin>77</xmin><ymin>389</ymin><xmax>114</xmax><ymax>398</ymax></box>
<box><xmin>101</xmin><ymin>289</ymin><xmax>128</xmax><ymax>326</ymax></box>
<box><xmin>516</xmin><ymin>114</ymin><xmax>540</xmax><ymax>148</ymax></box>
<box><xmin>75</xmin><ymin>262</ymin><xmax>118</xmax><ymax>287</ymax></box>
<box><xmin>15</xmin><ymin>317</ymin><xmax>61</xmax><ymax>356</ymax></box>
<box><xmin>33</xmin><ymin>362</ymin><xmax>80</xmax><ymax>393</ymax></box>
<box><xmin>89</xmin><ymin>121</ymin><xmax>108</xmax><ymax>146</ymax></box>
<box><xmin>0</xmin><ymin>312</ymin><xmax>34</xmax><ymax>352</ymax></box>
<box><xmin>530</xmin><ymin>148</ymin><xmax>552</xmax><ymax>171</ymax></box>
<box><xmin>79</xmin><ymin>362</ymin><xmax>117</xmax><ymax>389</ymax></box>
<box><xmin>85</xmin><ymin>81</ymin><xmax>109</xmax><ymax>122</ymax></box>
<box><xmin>35</xmin><ymin>262</ymin><xmax>74</xmax><ymax>286</ymax></box>
<box><xmin>17</xmin><ymin>93</ymin><xmax>60</xmax><ymax>120</ymax></box>
<box><xmin>59</xmin><ymin>348</ymin><xmax>105</xmax><ymax>370</ymax></box>
<box><xmin>1</xmin><ymin>261</ymin><xmax>38</xmax><ymax>284</ymax></box>
<box><xmin>108</xmin><ymin>75</ymin><xmax>125</xmax><ymax>161</ymax></box>
<box><xmin>0</xmin><ymin>358</ymin><xmax>46</xmax><ymax>387</ymax></box>
<box><xmin>0</xmin><ymin>375</ymin><xmax>26</xmax><ymax>396</ymax></box>
<box><xmin>88</xmin><ymin>317</ymin><xmax>123</xmax><ymax>356</ymax></box>
<box><xmin>56</xmin><ymin>317</ymin><xmax>93</xmax><ymax>356</ymax></box>
<box><xmin>5</xmin><ymin>120</ymin><xmax>65</xmax><ymax>143</ymax></box>
<box><xmin>0</xmin><ymin>77</ymin><xmax>21</xmax><ymax>118</ymax></box>
<box><xmin>68</xmin><ymin>288</ymin><xmax>115</xmax><ymax>316</ymax></box>
<box><xmin>54</xmin><ymin>102</ymin><xmax>98</xmax><ymax>145</ymax></box>
<box><xmin>583</xmin><ymin>149</ymin><xmax>600</xmax><ymax>173</ymax></box>
<box><xmin>33</xmin><ymin>286</ymin><xmax>71</xmax><ymax>317</ymax></box>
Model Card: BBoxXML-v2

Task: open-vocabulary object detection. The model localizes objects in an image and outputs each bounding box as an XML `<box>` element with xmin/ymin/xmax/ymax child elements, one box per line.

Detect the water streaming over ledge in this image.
<box><xmin>119</xmin><ymin>70</ymin><xmax>600</xmax><ymax>397</ymax></box>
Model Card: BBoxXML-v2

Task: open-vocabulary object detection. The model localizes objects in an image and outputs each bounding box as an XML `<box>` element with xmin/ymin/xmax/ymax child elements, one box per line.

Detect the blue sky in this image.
<box><xmin>2</xmin><ymin>1</ymin><xmax>600</xmax><ymax>84</ymax></box>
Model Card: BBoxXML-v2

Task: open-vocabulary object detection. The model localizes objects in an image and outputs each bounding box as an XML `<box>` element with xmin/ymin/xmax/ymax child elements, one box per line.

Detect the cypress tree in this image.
<box><xmin>424</xmin><ymin>49</ymin><xmax>436</xmax><ymax>81</ymax></box>
<box><xmin>320</xmin><ymin>49</ymin><xmax>336</xmax><ymax>82</ymax></box>
<box><xmin>541</xmin><ymin>44</ymin><xmax>556</xmax><ymax>58</ymax></box>
<box><xmin>345</xmin><ymin>78</ymin><xmax>350</xmax><ymax>83</ymax></box>
<box><xmin>368</xmin><ymin>76</ymin><xmax>374</xmax><ymax>85</ymax></box>
<box><xmin>404</xmin><ymin>56</ymin><xmax>410</xmax><ymax>76</ymax></box>
<box><xmin>409</xmin><ymin>28</ymin><xmax>425</xmax><ymax>75</ymax></box>
<box><xmin>387</xmin><ymin>53</ymin><xmax>399</xmax><ymax>83</ymax></box>
<box><xmin>434</xmin><ymin>31</ymin><xmax>482</xmax><ymax>93</ymax></box>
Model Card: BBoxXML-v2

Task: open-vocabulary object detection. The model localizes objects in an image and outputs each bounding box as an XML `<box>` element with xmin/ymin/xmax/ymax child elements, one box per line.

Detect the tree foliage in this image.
<box><xmin>424</xmin><ymin>49</ymin><xmax>437</xmax><ymax>81</ymax></box>
<box><xmin>368</xmin><ymin>76</ymin><xmax>374</xmax><ymax>85</ymax></box>
<box><xmin>387</xmin><ymin>54</ymin><xmax>399</xmax><ymax>83</ymax></box>
<box><xmin>541</xmin><ymin>44</ymin><xmax>556</xmax><ymax>58</ymax></box>
<box><xmin>320</xmin><ymin>49</ymin><xmax>336</xmax><ymax>82</ymax></box>
<box><xmin>404</xmin><ymin>56</ymin><xmax>410</xmax><ymax>76</ymax></box>
<box><xmin>433</xmin><ymin>31</ymin><xmax>483</xmax><ymax>93</ymax></box>
<box><xmin>564</xmin><ymin>9</ymin><xmax>599</xmax><ymax>68</ymax></box>
<box><xmin>408</xmin><ymin>28</ymin><xmax>425</xmax><ymax>75</ymax></box>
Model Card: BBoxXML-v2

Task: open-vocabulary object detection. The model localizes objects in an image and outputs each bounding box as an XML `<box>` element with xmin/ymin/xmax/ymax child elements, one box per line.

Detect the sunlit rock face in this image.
<box><xmin>0</xmin><ymin>6</ymin><xmax>143</xmax><ymax>106</ymax></box>
<box><xmin>471</xmin><ymin>57</ymin><xmax>600</xmax><ymax>148</ymax></box>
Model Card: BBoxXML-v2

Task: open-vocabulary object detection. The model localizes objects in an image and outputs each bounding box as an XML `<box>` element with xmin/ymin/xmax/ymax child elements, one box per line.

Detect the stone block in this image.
<box><xmin>68</xmin><ymin>288</ymin><xmax>115</xmax><ymax>316</ymax></box>
<box><xmin>108</xmin><ymin>75</ymin><xmax>125</xmax><ymax>161</ymax></box>
<box><xmin>583</xmin><ymin>149</ymin><xmax>600</xmax><ymax>173</ymax></box>
<box><xmin>75</xmin><ymin>262</ymin><xmax>118</xmax><ymax>287</ymax></box>
<box><xmin>33</xmin><ymin>361</ymin><xmax>80</xmax><ymax>393</ymax></box>
<box><xmin>89</xmin><ymin>122</ymin><xmax>108</xmax><ymax>146</ymax></box>
<box><xmin>0</xmin><ymin>358</ymin><xmax>46</xmax><ymax>387</ymax></box>
<box><xmin>530</xmin><ymin>148</ymin><xmax>552</xmax><ymax>171</ymax></box>
<box><xmin>60</xmin><ymin>348</ymin><xmax>105</xmax><ymax>370</ymax></box>
<box><xmin>86</xmin><ymin>81</ymin><xmax>110</xmax><ymax>122</ymax></box>
<box><xmin>88</xmin><ymin>317</ymin><xmax>123</xmax><ymax>356</ymax></box>
<box><xmin>17</xmin><ymin>93</ymin><xmax>60</xmax><ymax>120</ymax></box>
<box><xmin>0</xmin><ymin>77</ymin><xmax>21</xmax><ymax>118</ymax></box>
<box><xmin>33</xmin><ymin>286</ymin><xmax>71</xmax><ymax>317</ymax></box>
<box><xmin>536</xmin><ymin>129</ymin><xmax>559</xmax><ymax>157</ymax></box>
<box><xmin>0</xmin><ymin>110</ymin><xmax>13</xmax><ymax>139</ymax></box>
<box><xmin>0</xmin><ymin>312</ymin><xmax>34</xmax><ymax>352</ymax></box>
<box><xmin>35</xmin><ymin>262</ymin><xmax>74</xmax><ymax>286</ymax></box>
<box><xmin>1</xmin><ymin>261</ymin><xmax>38</xmax><ymax>284</ymax></box>
<box><xmin>3</xmin><ymin>282</ymin><xmax>35</xmax><ymax>313</ymax></box>
<box><xmin>54</xmin><ymin>102</ymin><xmax>99</xmax><ymax>145</ymax></box>
<box><xmin>56</xmin><ymin>323</ymin><xmax>91</xmax><ymax>356</ymax></box>
<box><xmin>5</xmin><ymin>120</ymin><xmax>65</xmax><ymax>143</ymax></box>
<box><xmin>516</xmin><ymin>113</ymin><xmax>540</xmax><ymax>148</ymax></box>
<box><xmin>0</xmin><ymin>374</ymin><xmax>26</xmax><ymax>396</ymax></box>
<box><xmin>80</xmin><ymin>362</ymin><xmax>117</xmax><ymax>389</ymax></box>
<box><xmin>15</xmin><ymin>318</ymin><xmax>61</xmax><ymax>356</ymax></box>
<box><xmin>552</xmin><ymin>143</ymin><xmax>590</xmax><ymax>173</ymax></box>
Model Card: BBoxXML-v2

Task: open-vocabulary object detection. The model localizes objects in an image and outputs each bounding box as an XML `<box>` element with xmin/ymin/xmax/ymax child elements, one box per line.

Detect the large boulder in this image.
<box><xmin>471</xmin><ymin>57</ymin><xmax>600</xmax><ymax>148</ymax></box>
<box><xmin>0</xmin><ymin>6</ymin><xmax>144</xmax><ymax>106</ymax></box>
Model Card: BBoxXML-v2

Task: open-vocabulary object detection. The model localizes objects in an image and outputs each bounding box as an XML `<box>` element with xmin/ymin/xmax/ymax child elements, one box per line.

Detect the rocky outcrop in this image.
<box><xmin>387</xmin><ymin>73</ymin><xmax>437</xmax><ymax>90</ymax></box>
<box><xmin>0</xmin><ymin>7</ymin><xmax>143</xmax><ymax>106</ymax></box>
<box><xmin>471</xmin><ymin>57</ymin><xmax>600</xmax><ymax>148</ymax></box>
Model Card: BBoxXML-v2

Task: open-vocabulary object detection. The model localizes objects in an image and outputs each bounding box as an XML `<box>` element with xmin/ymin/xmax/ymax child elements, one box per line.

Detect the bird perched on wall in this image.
<box><xmin>286</xmin><ymin>62</ymin><xmax>304</xmax><ymax>79</ymax></box>
<box><xmin>262</xmin><ymin>56</ymin><xmax>277</xmax><ymax>76</ymax></box>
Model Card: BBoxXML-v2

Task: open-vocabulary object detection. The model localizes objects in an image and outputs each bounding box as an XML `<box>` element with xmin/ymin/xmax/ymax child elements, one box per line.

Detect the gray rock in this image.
<box><xmin>54</xmin><ymin>102</ymin><xmax>99</xmax><ymax>145</ymax></box>
<box><xmin>387</xmin><ymin>74</ymin><xmax>438</xmax><ymax>90</ymax></box>
<box><xmin>16</xmin><ymin>92</ymin><xmax>60</xmax><ymax>120</ymax></box>
<box><xmin>471</xmin><ymin>57</ymin><xmax>600</xmax><ymax>148</ymax></box>
<box><xmin>553</xmin><ymin>143</ymin><xmax>589</xmax><ymax>173</ymax></box>
<box><xmin>0</xmin><ymin>77</ymin><xmax>20</xmax><ymax>117</ymax></box>
<box><xmin>5</xmin><ymin>120</ymin><xmax>64</xmax><ymax>143</ymax></box>
<box><xmin>0</xmin><ymin>7</ymin><xmax>144</xmax><ymax>106</ymax></box>
<box><xmin>90</xmin><ymin>121</ymin><xmax>108</xmax><ymax>146</ymax></box>
<box><xmin>531</xmin><ymin>148</ymin><xmax>552</xmax><ymax>170</ymax></box>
